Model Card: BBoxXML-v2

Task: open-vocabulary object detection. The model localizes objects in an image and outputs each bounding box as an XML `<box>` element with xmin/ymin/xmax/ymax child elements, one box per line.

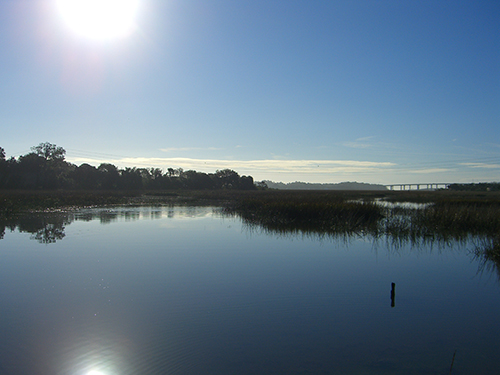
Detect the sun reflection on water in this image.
<box><xmin>86</xmin><ymin>371</ymin><xmax>106</xmax><ymax>375</ymax></box>
<box><xmin>64</xmin><ymin>341</ymin><xmax>123</xmax><ymax>375</ymax></box>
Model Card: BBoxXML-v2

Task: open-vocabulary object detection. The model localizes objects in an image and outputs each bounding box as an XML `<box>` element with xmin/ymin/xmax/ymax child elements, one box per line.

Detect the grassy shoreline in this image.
<box><xmin>2</xmin><ymin>189</ymin><xmax>500</xmax><ymax>237</ymax></box>
<box><xmin>2</xmin><ymin>189</ymin><xmax>499</xmax><ymax>273</ymax></box>
<box><xmin>2</xmin><ymin>188</ymin><xmax>500</xmax><ymax>208</ymax></box>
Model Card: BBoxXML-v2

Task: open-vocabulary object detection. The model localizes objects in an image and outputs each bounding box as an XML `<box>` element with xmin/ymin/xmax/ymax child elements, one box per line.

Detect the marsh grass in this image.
<box><xmin>380</xmin><ymin>202</ymin><xmax>500</xmax><ymax>239</ymax></box>
<box><xmin>222</xmin><ymin>191</ymin><xmax>500</xmax><ymax>237</ymax></box>
<box><xmin>420</xmin><ymin>200</ymin><xmax>500</xmax><ymax>234</ymax></box>
<box><xmin>222</xmin><ymin>191</ymin><xmax>384</xmax><ymax>236</ymax></box>
<box><xmin>3</xmin><ymin>188</ymin><xmax>500</xmax><ymax>240</ymax></box>
<box><xmin>221</xmin><ymin>191</ymin><xmax>500</xmax><ymax>281</ymax></box>
<box><xmin>471</xmin><ymin>236</ymin><xmax>500</xmax><ymax>280</ymax></box>
<box><xmin>2</xmin><ymin>188</ymin><xmax>500</xmax><ymax>277</ymax></box>
<box><xmin>221</xmin><ymin>190</ymin><xmax>500</xmax><ymax>274</ymax></box>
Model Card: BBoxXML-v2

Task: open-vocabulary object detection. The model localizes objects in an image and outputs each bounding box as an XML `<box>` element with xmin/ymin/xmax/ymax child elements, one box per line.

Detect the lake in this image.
<box><xmin>1</xmin><ymin>206</ymin><xmax>499</xmax><ymax>374</ymax></box>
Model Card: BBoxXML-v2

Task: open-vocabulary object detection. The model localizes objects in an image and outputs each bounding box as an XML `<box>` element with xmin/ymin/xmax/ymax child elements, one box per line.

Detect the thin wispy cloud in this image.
<box><xmin>66</xmin><ymin>154</ymin><xmax>500</xmax><ymax>184</ymax></box>
<box><xmin>484</xmin><ymin>143</ymin><xmax>500</xmax><ymax>149</ymax></box>
<box><xmin>343</xmin><ymin>136</ymin><xmax>376</xmax><ymax>149</ymax></box>
<box><xmin>460</xmin><ymin>162</ymin><xmax>500</xmax><ymax>169</ymax></box>
<box><xmin>409</xmin><ymin>168</ymin><xmax>454</xmax><ymax>174</ymax></box>
<box><xmin>356</xmin><ymin>136</ymin><xmax>376</xmax><ymax>142</ymax></box>
<box><xmin>160</xmin><ymin>147</ymin><xmax>222</xmax><ymax>152</ymax></box>
<box><xmin>343</xmin><ymin>142</ymin><xmax>371</xmax><ymax>149</ymax></box>
<box><xmin>68</xmin><ymin>156</ymin><xmax>396</xmax><ymax>176</ymax></box>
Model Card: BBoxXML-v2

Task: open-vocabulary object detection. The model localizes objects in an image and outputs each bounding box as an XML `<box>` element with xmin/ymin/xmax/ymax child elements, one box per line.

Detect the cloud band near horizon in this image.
<box><xmin>66</xmin><ymin>156</ymin><xmax>498</xmax><ymax>184</ymax></box>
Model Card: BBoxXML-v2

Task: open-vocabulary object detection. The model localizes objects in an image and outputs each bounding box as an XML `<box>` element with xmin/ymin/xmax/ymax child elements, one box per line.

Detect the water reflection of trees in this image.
<box><xmin>74</xmin><ymin>209</ymin><xmax>138</xmax><ymax>224</ymax></box>
<box><xmin>0</xmin><ymin>206</ymin><xmax>212</xmax><ymax>244</ymax></box>
<box><xmin>0</xmin><ymin>208</ymin><xmax>146</xmax><ymax>243</ymax></box>
<box><xmin>72</xmin><ymin>206</ymin><xmax>206</xmax><ymax>224</ymax></box>
<box><xmin>0</xmin><ymin>213</ymin><xmax>72</xmax><ymax>244</ymax></box>
<box><xmin>31</xmin><ymin>223</ymin><xmax>66</xmax><ymax>243</ymax></box>
<box><xmin>2</xmin><ymin>204</ymin><xmax>499</xmax><ymax>281</ymax></box>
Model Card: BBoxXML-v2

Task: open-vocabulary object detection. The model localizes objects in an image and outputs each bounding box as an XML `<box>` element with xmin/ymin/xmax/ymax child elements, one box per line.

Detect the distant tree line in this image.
<box><xmin>0</xmin><ymin>143</ymin><xmax>258</xmax><ymax>191</ymax></box>
<box><xmin>448</xmin><ymin>183</ymin><xmax>500</xmax><ymax>192</ymax></box>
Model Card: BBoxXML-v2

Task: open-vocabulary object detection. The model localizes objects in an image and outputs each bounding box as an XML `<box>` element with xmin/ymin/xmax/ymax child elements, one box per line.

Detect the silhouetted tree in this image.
<box><xmin>31</xmin><ymin>142</ymin><xmax>66</xmax><ymax>161</ymax></box>
<box><xmin>72</xmin><ymin>163</ymin><xmax>101</xmax><ymax>189</ymax></box>
<box><xmin>0</xmin><ymin>143</ymin><xmax>259</xmax><ymax>191</ymax></box>
<box><xmin>148</xmin><ymin>168</ymin><xmax>165</xmax><ymax>189</ymax></box>
<box><xmin>17</xmin><ymin>153</ymin><xmax>48</xmax><ymax>189</ymax></box>
<box><xmin>0</xmin><ymin>147</ymin><xmax>6</xmax><ymax>188</ymax></box>
<box><xmin>137</xmin><ymin>168</ymin><xmax>153</xmax><ymax>188</ymax></box>
<box><xmin>16</xmin><ymin>143</ymin><xmax>74</xmax><ymax>189</ymax></box>
<box><xmin>121</xmin><ymin>167</ymin><xmax>143</xmax><ymax>190</ymax></box>
<box><xmin>98</xmin><ymin>163</ymin><xmax>121</xmax><ymax>190</ymax></box>
<box><xmin>255</xmin><ymin>181</ymin><xmax>268</xmax><ymax>190</ymax></box>
<box><xmin>182</xmin><ymin>170</ymin><xmax>215</xmax><ymax>189</ymax></box>
<box><xmin>239</xmin><ymin>175</ymin><xmax>255</xmax><ymax>190</ymax></box>
<box><xmin>215</xmin><ymin>169</ymin><xmax>240</xmax><ymax>189</ymax></box>
<box><xmin>1</xmin><ymin>156</ymin><xmax>19</xmax><ymax>189</ymax></box>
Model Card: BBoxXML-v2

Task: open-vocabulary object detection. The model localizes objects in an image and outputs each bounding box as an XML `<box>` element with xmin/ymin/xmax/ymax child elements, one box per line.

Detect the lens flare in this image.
<box><xmin>56</xmin><ymin>0</ymin><xmax>140</xmax><ymax>40</ymax></box>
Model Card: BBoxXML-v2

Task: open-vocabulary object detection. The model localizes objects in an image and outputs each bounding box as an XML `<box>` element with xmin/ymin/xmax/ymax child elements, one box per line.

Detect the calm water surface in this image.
<box><xmin>1</xmin><ymin>206</ymin><xmax>499</xmax><ymax>374</ymax></box>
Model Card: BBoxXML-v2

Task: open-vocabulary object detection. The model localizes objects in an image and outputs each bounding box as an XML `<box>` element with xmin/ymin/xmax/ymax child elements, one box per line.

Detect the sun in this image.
<box><xmin>56</xmin><ymin>0</ymin><xmax>140</xmax><ymax>40</ymax></box>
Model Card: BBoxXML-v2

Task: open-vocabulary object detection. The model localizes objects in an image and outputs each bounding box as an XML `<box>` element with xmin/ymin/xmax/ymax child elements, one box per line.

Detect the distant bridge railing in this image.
<box><xmin>385</xmin><ymin>183</ymin><xmax>452</xmax><ymax>191</ymax></box>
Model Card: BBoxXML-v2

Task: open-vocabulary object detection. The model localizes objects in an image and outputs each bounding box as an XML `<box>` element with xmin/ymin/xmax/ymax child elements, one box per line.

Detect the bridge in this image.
<box><xmin>385</xmin><ymin>183</ymin><xmax>451</xmax><ymax>191</ymax></box>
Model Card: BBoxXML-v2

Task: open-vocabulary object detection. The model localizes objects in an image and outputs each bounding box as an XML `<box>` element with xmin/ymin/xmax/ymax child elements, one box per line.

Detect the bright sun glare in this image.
<box><xmin>56</xmin><ymin>0</ymin><xmax>139</xmax><ymax>40</ymax></box>
<box><xmin>86</xmin><ymin>371</ymin><xmax>106</xmax><ymax>375</ymax></box>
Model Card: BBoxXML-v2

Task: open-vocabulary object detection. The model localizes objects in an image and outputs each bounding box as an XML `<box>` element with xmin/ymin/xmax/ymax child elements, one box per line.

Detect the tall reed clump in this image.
<box><xmin>472</xmin><ymin>236</ymin><xmax>500</xmax><ymax>280</ymax></box>
<box><xmin>415</xmin><ymin>200</ymin><xmax>500</xmax><ymax>237</ymax></box>
<box><xmin>225</xmin><ymin>192</ymin><xmax>500</xmax><ymax>249</ymax></box>
<box><xmin>375</xmin><ymin>202</ymin><xmax>500</xmax><ymax>253</ymax></box>
<box><xmin>223</xmin><ymin>192</ymin><xmax>384</xmax><ymax>234</ymax></box>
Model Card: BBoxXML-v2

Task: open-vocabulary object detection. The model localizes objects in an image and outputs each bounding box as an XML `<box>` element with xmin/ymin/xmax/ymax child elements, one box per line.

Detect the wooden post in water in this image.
<box><xmin>390</xmin><ymin>282</ymin><xmax>396</xmax><ymax>308</ymax></box>
<box><xmin>449</xmin><ymin>350</ymin><xmax>457</xmax><ymax>374</ymax></box>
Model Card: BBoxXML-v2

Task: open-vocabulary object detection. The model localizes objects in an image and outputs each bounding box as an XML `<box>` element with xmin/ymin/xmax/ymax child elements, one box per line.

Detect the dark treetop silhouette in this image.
<box><xmin>0</xmin><ymin>143</ymin><xmax>257</xmax><ymax>191</ymax></box>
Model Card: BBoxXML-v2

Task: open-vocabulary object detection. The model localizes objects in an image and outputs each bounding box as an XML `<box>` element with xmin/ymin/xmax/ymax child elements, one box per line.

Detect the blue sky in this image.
<box><xmin>1</xmin><ymin>0</ymin><xmax>499</xmax><ymax>184</ymax></box>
